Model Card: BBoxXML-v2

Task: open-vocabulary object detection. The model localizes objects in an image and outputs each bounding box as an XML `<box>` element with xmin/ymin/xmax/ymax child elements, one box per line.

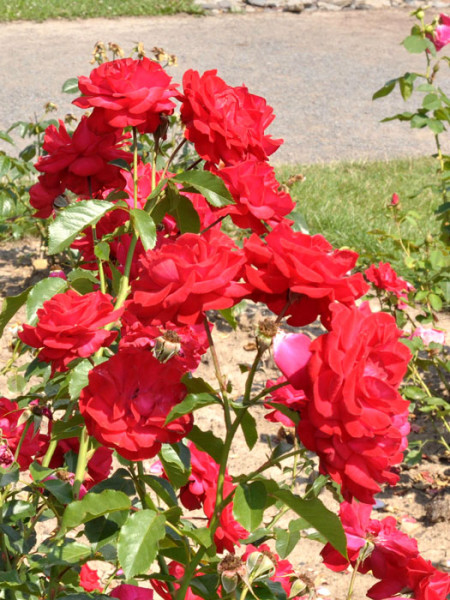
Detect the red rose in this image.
<box><xmin>203</xmin><ymin>479</ymin><xmax>249</xmax><ymax>553</ymax></box>
<box><xmin>127</xmin><ymin>229</ymin><xmax>247</xmax><ymax>326</ymax></box>
<box><xmin>34</xmin><ymin>116</ymin><xmax>131</xmax><ymax>198</ymax></box>
<box><xmin>19</xmin><ymin>290</ymin><xmax>123</xmax><ymax>373</ymax></box>
<box><xmin>406</xmin><ymin>557</ymin><xmax>450</xmax><ymax>600</ymax></box>
<box><xmin>50</xmin><ymin>437</ymin><xmax>113</xmax><ymax>490</ymax></box>
<box><xmin>120</xmin><ymin>316</ymin><xmax>210</xmax><ymax>374</ymax></box>
<box><xmin>0</xmin><ymin>398</ymin><xmax>49</xmax><ymax>470</ymax></box>
<box><xmin>243</xmin><ymin>222</ymin><xmax>369</xmax><ymax>328</ymax></box>
<box><xmin>276</xmin><ymin>303</ymin><xmax>411</xmax><ymax>503</ymax></box>
<box><xmin>209</xmin><ymin>160</ymin><xmax>295</xmax><ymax>234</ymax></box>
<box><xmin>365</xmin><ymin>262</ymin><xmax>411</xmax><ymax>299</ymax></box>
<box><xmin>264</xmin><ymin>376</ymin><xmax>306</xmax><ymax>428</ymax></box>
<box><xmin>29</xmin><ymin>173</ymin><xmax>65</xmax><ymax>219</ymax></box>
<box><xmin>74</xmin><ymin>57</ymin><xmax>179</xmax><ymax>132</ymax></box>
<box><xmin>110</xmin><ymin>584</ymin><xmax>154</xmax><ymax>600</ymax></box>
<box><xmin>80</xmin><ymin>564</ymin><xmax>102</xmax><ymax>592</ymax></box>
<box><xmin>79</xmin><ymin>350</ymin><xmax>192</xmax><ymax>461</ymax></box>
<box><xmin>180</xmin><ymin>69</ymin><xmax>282</xmax><ymax>165</ymax></box>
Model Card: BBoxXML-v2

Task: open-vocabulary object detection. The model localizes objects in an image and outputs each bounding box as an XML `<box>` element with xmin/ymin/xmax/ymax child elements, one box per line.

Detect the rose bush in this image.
<box><xmin>0</xmin><ymin>41</ymin><xmax>448</xmax><ymax>600</ymax></box>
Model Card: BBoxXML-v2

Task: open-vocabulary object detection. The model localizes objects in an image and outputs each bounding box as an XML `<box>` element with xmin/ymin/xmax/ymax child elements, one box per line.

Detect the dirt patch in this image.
<box><xmin>1</xmin><ymin>239</ymin><xmax>449</xmax><ymax>599</ymax></box>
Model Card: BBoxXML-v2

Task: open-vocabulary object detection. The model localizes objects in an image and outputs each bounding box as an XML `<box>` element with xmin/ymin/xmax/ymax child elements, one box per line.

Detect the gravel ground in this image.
<box><xmin>0</xmin><ymin>10</ymin><xmax>449</xmax><ymax>164</ymax></box>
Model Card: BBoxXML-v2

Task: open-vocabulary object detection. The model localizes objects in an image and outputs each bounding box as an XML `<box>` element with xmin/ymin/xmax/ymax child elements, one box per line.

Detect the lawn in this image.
<box><xmin>277</xmin><ymin>157</ymin><xmax>441</xmax><ymax>274</ymax></box>
<box><xmin>0</xmin><ymin>0</ymin><xmax>202</xmax><ymax>21</ymax></box>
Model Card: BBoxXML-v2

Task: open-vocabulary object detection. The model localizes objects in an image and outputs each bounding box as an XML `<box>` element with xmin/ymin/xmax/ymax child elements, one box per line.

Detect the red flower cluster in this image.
<box><xmin>275</xmin><ymin>303</ymin><xmax>411</xmax><ymax>503</ymax></box>
<box><xmin>322</xmin><ymin>500</ymin><xmax>450</xmax><ymax>600</ymax></box>
<box><xmin>29</xmin><ymin>173</ymin><xmax>65</xmax><ymax>219</ymax></box>
<box><xmin>110</xmin><ymin>584</ymin><xmax>153</xmax><ymax>600</ymax></box>
<box><xmin>79</xmin><ymin>350</ymin><xmax>192</xmax><ymax>461</ymax></box>
<box><xmin>209</xmin><ymin>160</ymin><xmax>295</xmax><ymax>234</ymax></box>
<box><xmin>180</xmin><ymin>69</ymin><xmax>282</xmax><ymax>165</ymax></box>
<box><xmin>19</xmin><ymin>290</ymin><xmax>123</xmax><ymax>373</ymax></box>
<box><xmin>31</xmin><ymin>116</ymin><xmax>131</xmax><ymax>208</ymax></box>
<box><xmin>74</xmin><ymin>57</ymin><xmax>179</xmax><ymax>132</ymax></box>
<box><xmin>244</xmin><ymin>222</ymin><xmax>369</xmax><ymax>328</ymax></box>
<box><xmin>0</xmin><ymin>398</ymin><xmax>49</xmax><ymax>469</ymax></box>
<box><xmin>127</xmin><ymin>229</ymin><xmax>246</xmax><ymax>326</ymax></box>
<box><xmin>365</xmin><ymin>261</ymin><xmax>411</xmax><ymax>299</ymax></box>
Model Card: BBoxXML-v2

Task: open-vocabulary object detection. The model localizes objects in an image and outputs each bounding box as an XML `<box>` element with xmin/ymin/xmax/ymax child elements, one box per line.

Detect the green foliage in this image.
<box><xmin>0</xmin><ymin>0</ymin><xmax>202</xmax><ymax>21</ymax></box>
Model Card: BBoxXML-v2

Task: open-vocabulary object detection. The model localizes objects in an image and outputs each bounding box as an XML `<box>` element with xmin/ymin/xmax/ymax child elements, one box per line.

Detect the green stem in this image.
<box><xmin>41</xmin><ymin>439</ymin><xmax>58</xmax><ymax>469</ymax></box>
<box><xmin>204</xmin><ymin>318</ymin><xmax>230</xmax><ymax>428</ymax></box>
<box><xmin>91</xmin><ymin>226</ymin><xmax>107</xmax><ymax>294</ymax></box>
<box><xmin>14</xmin><ymin>420</ymin><xmax>32</xmax><ymax>464</ymax></box>
<box><xmin>73</xmin><ymin>426</ymin><xmax>90</xmax><ymax>498</ymax></box>
<box><xmin>162</xmin><ymin>138</ymin><xmax>187</xmax><ymax>180</ymax></box>
<box><xmin>132</xmin><ymin>127</ymin><xmax>139</xmax><ymax>210</ymax></box>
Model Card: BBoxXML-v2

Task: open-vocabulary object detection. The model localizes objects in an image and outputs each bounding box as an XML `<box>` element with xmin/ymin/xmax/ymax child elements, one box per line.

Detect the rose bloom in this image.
<box><xmin>19</xmin><ymin>290</ymin><xmax>123</xmax><ymax>373</ymax></box>
<box><xmin>209</xmin><ymin>160</ymin><xmax>295</xmax><ymax>234</ymax></box>
<box><xmin>180</xmin><ymin>69</ymin><xmax>282</xmax><ymax>165</ymax></box>
<box><xmin>204</xmin><ymin>479</ymin><xmax>249</xmax><ymax>553</ymax></box>
<box><xmin>275</xmin><ymin>303</ymin><xmax>411</xmax><ymax>504</ymax></box>
<box><xmin>34</xmin><ymin>116</ymin><xmax>131</xmax><ymax>198</ymax></box>
<box><xmin>151</xmin><ymin>561</ymin><xmax>203</xmax><ymax>600</ymax></box>
<box><xmin>410</xmin><ymin>326</ymin><xmax>446</xmax><ymax>347</ymax></box>
<box><xmin>264</xmin><ymin>376</ymin><xmax>306</xmax><ymax>428</ymax></box>
<box><xmin>0</xmin><ymin>398</ymin><xmax>49</xmax><ymax>470</ymax></box>
<box><xmin>243</xmin><ymin>222</ymin><xmax>369</xmax><ymax>328</ymax></box>
<box><xmin>365</xmin><ymin>262</ymin><xmax>411</xmax><ymax>299</ymax></box>
<box><xmin>79</xmin><ymin>564</ymin><xmax>102</xmax><ymax>592</ymax></box>
<box><xmin>120</xmin><ymin>315</ymin><xmax>210</xmax><ymax>374</ymax></box>
<box><xmin>50</xmin><ymin>437</ymin><xmax>113</xmax><ymax>490</ymax></box>
<box><xmin>127</xmin><ymin>229</ymin><xmax>247</xmax><ymax>326</ymax></box>
<box><xmin>29</xmin><ymin>173</ymin><xmax>65</xmax><ymax>219</ymax></box>
<box><xmin>322</xmin><ymin>500</ymin><xmax>419</xmax><ymax>599</ymax></box>
<box><xmin>427</xmin><ymin>14</ymin><xmax>450</xmax><ymax>52</ymax></box>
<box><xmin>79</xmin><ymin>350</ymin><xmax>192</xmax><ymax>461</ymax></box>
<box><xmin>406</xmin><ymin>557</ymin><xmax>450</xmax><ymax>600</ymax></box>
<box><xmin>74</xmin><ymin>57</ymin><xmax>179</xmax><ymax>132</ymax></box>
<box><xmin>110</xmin><ymin>583</ymin><xmax>154</xmax><ymax>600</ymax></box>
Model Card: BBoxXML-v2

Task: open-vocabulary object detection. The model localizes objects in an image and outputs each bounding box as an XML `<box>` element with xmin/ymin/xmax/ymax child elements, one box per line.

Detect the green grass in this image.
<box><xmin>0</xmin><ymin>0</ymin><xmax>202</xmax><ymax>21</ymax></box>
<box><xmin>277</xmin><ymin>156</ymin><xmax>442</xmax><ymax>275</ymax></box>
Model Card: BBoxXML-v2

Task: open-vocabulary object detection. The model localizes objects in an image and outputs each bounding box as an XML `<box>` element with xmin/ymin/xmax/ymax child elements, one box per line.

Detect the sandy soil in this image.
<box><xmin>0</xmin><ymin>239</ymin><xmax>449</xmax><ymax>598</ymax></box>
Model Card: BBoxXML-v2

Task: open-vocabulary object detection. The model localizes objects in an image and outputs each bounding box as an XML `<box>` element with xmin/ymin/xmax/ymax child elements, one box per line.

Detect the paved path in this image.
<box><xmin>0</xmin><ymin>10</ymin><xmax>448</xmax><ymax>164</ymax></box>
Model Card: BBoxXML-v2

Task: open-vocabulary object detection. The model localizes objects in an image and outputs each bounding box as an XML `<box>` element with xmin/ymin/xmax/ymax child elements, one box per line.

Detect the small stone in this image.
<box><xmin>246</xmin><ymin>0</ymin><xmax>276</xmax><ymax>6</ymax></box>
<box><xmin>283</xmin><ymin>0</ymin><xmax>304</xmax><ymax>11</ymax></box>
<box><xmin>425</xmin><ymin>494</ymin><xmax>450</xmax><ymax>523</ymax></box>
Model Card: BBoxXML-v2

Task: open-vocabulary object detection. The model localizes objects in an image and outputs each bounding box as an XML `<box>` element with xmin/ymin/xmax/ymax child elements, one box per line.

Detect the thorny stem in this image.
<box><xmin>133</xmin><ymin>127</ymin><xmax>139</xmax><ymax>210</ymax></box>
<box><xmin>204</xmin><ymin>317</ymin><xmax>229</xmax><ymax>405</ymax></box>
<box><xmin>162</xmin><ymin>138</ymin><xmax>187</xmax><ymax>180</ymax></box>
<box><xmin>346</xmin><ymin>550</ymin><xmax>365</xmax><ymax>600</ymax></box>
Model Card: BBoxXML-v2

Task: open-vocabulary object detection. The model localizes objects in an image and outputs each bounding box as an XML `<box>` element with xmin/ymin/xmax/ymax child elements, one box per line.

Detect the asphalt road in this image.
<box><xmin>0</xmin><ymin>10</ymin><xmax>448</xmax><ymax>164</ymax></box>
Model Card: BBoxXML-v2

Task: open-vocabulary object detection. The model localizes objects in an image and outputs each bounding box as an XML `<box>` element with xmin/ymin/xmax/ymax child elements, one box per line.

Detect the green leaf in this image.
<box><xmin>275</xmin><ymin>526</ymin><xmax>300</xmax><ymax>559</ymax></box>
<box><xmin>159</xmin><ymin>443</ymin><xmax>191</xmax><ymax>488</ymax></box>
<box><xmin>131</xmin><ymin>208</ymin><xmax>157</xmax><ymax>251</ymax></box>
<box><xmin>372</xmin><ymin>79</ymin><xmax>397</xmax><ymax>100</ymax></box>
<box><xmin>165</xmin><ymin>393</ymin><xmax>218</xmax><ymax>425</ymax></box>
<box><xmin>141</xmin><ymin>475</ymin><xmax>178</xmax><ymax>507</ymax></box>
<box><xmin>0</xmin><ymin>286</ymin><xmax>31</xmax><ymax>337</ymax></box>
<box><xmin>171</xmin><ymin>192</ymin><xmax>201</xmax><ymax>234</ymax></box>
<box><xmin>108</xmin><ymin>158</ymin><xmax>131</xmax><ymax>171</ymax></box>
<box><xmin>48</xmin><ymin>200</ymin><xmax>114</xmax><ymax>255</ymax></box>
<box><xmin>62</xmin><ymin>490</ymin><xmax>131</xmax><ymax>529</ymax></box>
<box><xmin>117</xmin><ymin>509</ymin><xmax>166</xmax><ymax>579</ymax></box>
<box><xmin>427</xmin><ymin>119</ymin><xmax>445</xmax><ymax>134</ymax></box>
<box><xmin>181</xmin><ymin>374</ymin><xmax>216</xmax><ymax>395</ymax></box>
<box><xmin>85</xmin><ymin>511</ymin><xmax>128</xmax><ymax>549</ymax></box>
<box><xmin>233</xmin><ymin>482</ymin><xmax>266</xmax><ymax>530</ymax></box>
<box><xmin>68</xmin><ymin>359</ymin><xmax>92</xmax><ymax>401</ymax></box>
<box><xmin>271</xmin><ymin>489</ymin><xmax>347</xmax><ymax>558</ymax></box>
<box><xmin>94</xmin><ymin>241</ymin><xmax>111</xmax><ymax>262</ymax></box>
<box><xmin>51</xmin><ymin>414</ymin><xmax>84</xmax><ymax>442</ymax></box>
<box><xmin>26</xmin><ymin>277</ymin><xmax>68</xmax><ymax>325</ymax></box>
<box><xmin>399</xmin><ymin>74</ymin><xmax>416</xmax><ymax>101</ymax></box>
<box><xmin>38</xmin><ymin>540</ymin><xmax>93</xmax><ymax>567</ymax></box>
<box><xmin>67</xmin><ymin>269</ymin><xmax>100</xmax><ymax>285</ymax></box>
<box><xmin>61</xmin><ymin>77</ymin><xmax>79</xmax><ymax>94</ymax></box>
<box><xmin>403</xmin><ymin>35</ymin><xmax>435</xmax><ymax>54</ymax></box>
<box><xmin>428</xmin><ymin>292</ymin><xmax>443</xmax><ymax>311</ymax></box>
<box><xmin>186</xmin><ymin>425</ymin><xmax>224</xmax><ymax>464</ymax></box>
<box><xmin>237</xmin><ymin>409</ymin><xmax>258</xmax><ymax>450</ymax></box>
<box><xmin>0</xmin><ymin>570</ymin><xmax>40</xmax><ymax>593</ymax></box>
<box><xmin>0</xmin><ymin>465</ymin><xmax>19</xmax><ymax>488</ymax></box>
<box><xmin>219</xmin><ymin>307</ymin><xmax>239</xmax><ymax>330</ymax></box>
<box><xmin>172</xmin><ymin>170</ymin><xmax>234</xmax><ymax>208</ymax></box>
<box><xmin>423</xmin><ymin>93</ymin><xmax>441</xmax><ymax>111</ymax></box>
<box><xmin>0</xmin><ymin>131</ymin><xmax>14</xmax><ymax>144</ymax></box>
